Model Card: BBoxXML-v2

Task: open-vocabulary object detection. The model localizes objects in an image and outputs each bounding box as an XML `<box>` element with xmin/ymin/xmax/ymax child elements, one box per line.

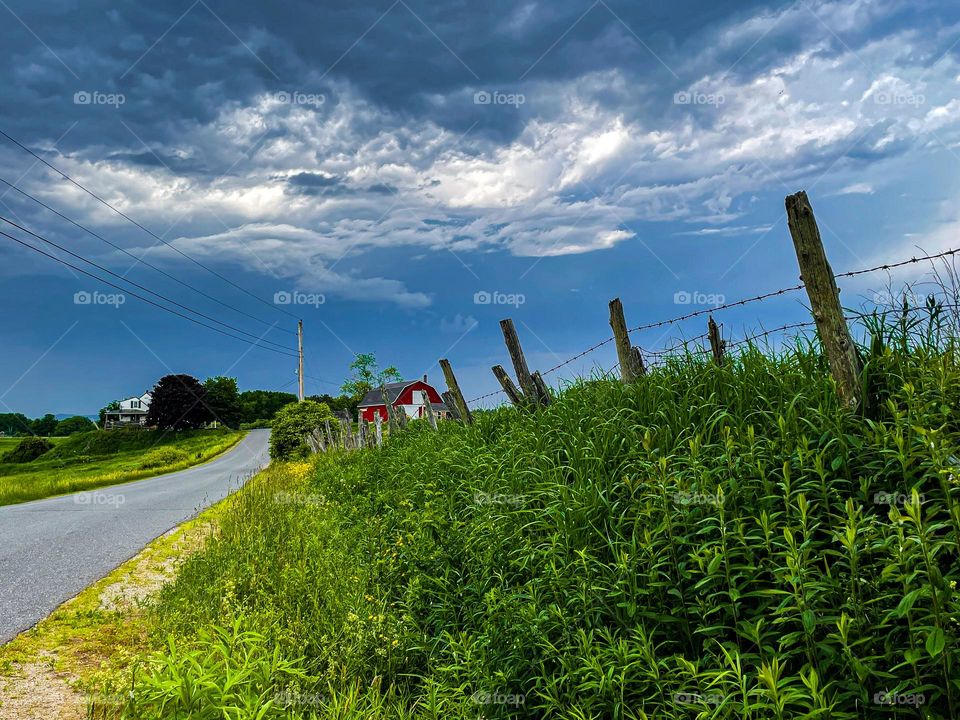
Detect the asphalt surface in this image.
<box><xmin>0</xmin><ymin>429</ymin><xmax>270</xmax><ymax>644</ymax></box>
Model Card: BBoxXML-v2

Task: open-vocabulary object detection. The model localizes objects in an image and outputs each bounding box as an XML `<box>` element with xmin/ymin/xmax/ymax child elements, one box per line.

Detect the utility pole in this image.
<box><xmin>297</xmin><ymin>319</ymin><xmax>304</xmax><ymax>402</ymax></box>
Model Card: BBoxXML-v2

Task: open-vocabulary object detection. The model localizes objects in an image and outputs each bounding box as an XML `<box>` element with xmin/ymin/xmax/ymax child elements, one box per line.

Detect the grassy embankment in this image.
<box><xmin>101</xmin><ymin>310</ymin><xmax>960</xmax><ymax>719</ymax></box>
<box><xmin>0</xmin><ymin>428</ymin><xmax>244</xmax><ymax>506</ymax></box>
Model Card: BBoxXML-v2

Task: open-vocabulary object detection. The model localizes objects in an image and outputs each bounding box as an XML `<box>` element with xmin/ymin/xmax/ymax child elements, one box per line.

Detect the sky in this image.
<box><xmin>1</xmin><ymin>0</ymin><xmax>959</xmax><ymax>416</ymax></box>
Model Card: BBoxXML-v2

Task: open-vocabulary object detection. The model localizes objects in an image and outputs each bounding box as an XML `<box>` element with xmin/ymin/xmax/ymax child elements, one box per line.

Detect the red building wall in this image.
<box><xmin>358</xmin><ymin>381</ymin><xmax>444</xmax><ymax>422</ymax></box>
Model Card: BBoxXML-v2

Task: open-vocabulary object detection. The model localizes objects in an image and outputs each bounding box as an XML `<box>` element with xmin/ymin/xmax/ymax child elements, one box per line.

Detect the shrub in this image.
<box><xmin>138</xmin><ymin>446</ymin><xmax>191</xmax><ymax>470</ymax></box>
<box><xmin>1</xmin><ymin>436</ymin><xmax>54</xmax><ymax>463</ymax></box>
<box><xmin>269</xmin><ymin>400</ymin><xmax>337</xmax><ymax>460</ymax></box>
<box><xmin>240</xmin><ymin>419</ymin><xmax>272</xmax><ymax>430</ymax></box>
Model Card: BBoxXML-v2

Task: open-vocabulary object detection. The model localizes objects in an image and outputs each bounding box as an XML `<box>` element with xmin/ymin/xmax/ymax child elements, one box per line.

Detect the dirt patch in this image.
<box><xmin>0</xmin><ymin>659</ymin><xmax>84</xmax><ymax>720</ymax></box>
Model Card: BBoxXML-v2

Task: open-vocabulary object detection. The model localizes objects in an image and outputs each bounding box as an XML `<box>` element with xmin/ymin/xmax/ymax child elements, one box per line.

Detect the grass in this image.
<box><xmin>0</xmin><ymin>428</ymin><xmax>245</xmax><ymax>506</ymax></box>
<box><xmin>102</xmin><ymin>307</ymin><xmax>960</xmax><ymax>719</ymax></box>
<box><xmin>0</xmin><ymin>437</ymin><xmax>63</xmax><ymax>453</ymax></box>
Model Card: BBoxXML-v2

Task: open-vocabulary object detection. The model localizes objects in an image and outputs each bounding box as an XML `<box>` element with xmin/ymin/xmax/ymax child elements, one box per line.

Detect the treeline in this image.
<box><xmin>0</xmin><ymin>413</ymin><xmax>95</xmax><ymax>437</ymax></box>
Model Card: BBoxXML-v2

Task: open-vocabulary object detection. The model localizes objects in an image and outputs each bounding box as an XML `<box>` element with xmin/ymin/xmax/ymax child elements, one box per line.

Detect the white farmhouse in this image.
<box><xmin>104</xmin><ymin>392</ymin><xmax>153</xmax><ymax>427</ymax></box>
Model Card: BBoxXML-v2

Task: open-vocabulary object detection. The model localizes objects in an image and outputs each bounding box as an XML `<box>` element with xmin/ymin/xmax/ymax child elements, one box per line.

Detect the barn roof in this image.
<box><xmin>357</xmin><ymin>380</ymin><xmax>447</xmax><ymax>409</ymax></box>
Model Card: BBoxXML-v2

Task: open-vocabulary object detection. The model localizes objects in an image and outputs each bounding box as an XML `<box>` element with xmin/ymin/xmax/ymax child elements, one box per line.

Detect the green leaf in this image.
<box><xmin>802</xmin><ymin>609</ymin><xmax>815</xmax><ymax>634</ymax></box>
<box><xmin>831</xmin><ymin>456</ymin><xmax>843</xmax><ymax>471</ymax></box>
<box><xmin>926</xmin><ymin>627</ymin><xmax>946</xmax><ymax>658</ymax></box>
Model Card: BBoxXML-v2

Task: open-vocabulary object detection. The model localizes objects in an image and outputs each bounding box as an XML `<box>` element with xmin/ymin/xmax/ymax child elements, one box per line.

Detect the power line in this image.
<box><xmin>0</xmin><ymin>174</ymin><xmax>296</xmax><ymax>336</ymax></box>
<box><xmin>0</xmin><ymin>127</ymin><xmax>298</xmax><ymax>319</ymax></box>
<box><xmin>0</xmin><ymin>214</ymin><xmax>298</xmax><ymax>354</ymax></box>
<box><xmin>0</xmin><ymin>227</ymin><xmax>299</xmax><ymax>358</ymax></box>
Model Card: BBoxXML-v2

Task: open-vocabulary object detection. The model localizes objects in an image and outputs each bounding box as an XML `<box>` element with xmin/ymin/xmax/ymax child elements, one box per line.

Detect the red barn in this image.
<box><xmin>357</xmin><ymin>377</ymin><xmax>450</xmax><ymax>423</ymax></box>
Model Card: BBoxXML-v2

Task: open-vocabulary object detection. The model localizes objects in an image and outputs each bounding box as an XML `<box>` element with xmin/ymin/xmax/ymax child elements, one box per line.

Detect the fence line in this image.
<box><xmin>466</xmin><ymin>212</ymin><xmax>960</xmax><ymax>404</ymax></box>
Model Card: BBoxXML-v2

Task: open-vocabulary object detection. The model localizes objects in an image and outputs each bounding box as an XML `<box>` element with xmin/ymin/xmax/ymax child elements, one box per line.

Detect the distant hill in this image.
<box><xmin>54</xmin><ymin>413</ymin><xmax>99</xmax><ymax>422</ymax></box>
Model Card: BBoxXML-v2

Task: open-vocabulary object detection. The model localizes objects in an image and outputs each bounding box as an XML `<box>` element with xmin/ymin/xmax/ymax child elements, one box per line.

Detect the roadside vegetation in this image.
<box><xmin>0</xmin><ymin>428</ymin><xmax>244</xmax><ymax>506</ymax></box>
<box><xmin>96</xmin><ymin>305</ymin><xmax>960</xmax><ymax>719</ymax></box>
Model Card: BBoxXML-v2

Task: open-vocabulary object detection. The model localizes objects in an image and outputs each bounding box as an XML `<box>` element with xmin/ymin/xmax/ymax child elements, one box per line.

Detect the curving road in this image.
<box><xmin>0</xmin><ymin>429</ymin><xmax>270</xmax><ymax>644</ymax></box>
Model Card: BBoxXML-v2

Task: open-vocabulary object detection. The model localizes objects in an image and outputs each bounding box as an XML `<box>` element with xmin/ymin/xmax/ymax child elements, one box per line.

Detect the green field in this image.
<box><xmin>98</xmin><ymin>309</ymin><xmax>960</xmax><ymax>719</ymax></box>
<box><xmin>0</xmin><ymin>428</ymin><xmax>245</xmax><ymax>506</ymax></box>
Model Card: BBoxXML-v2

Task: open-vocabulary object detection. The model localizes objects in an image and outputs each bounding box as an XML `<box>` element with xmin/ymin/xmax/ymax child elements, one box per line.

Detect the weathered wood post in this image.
<box><xmin>707</xmin><ymin>315</ymin><xmax>725</xmax><ymax>366</ymax></box>
<box><xmin>608</xmin><ymin>298</ymin><xmax>645</xmax><ymax>382</ymax></box>
<box><xmin>357</xmin><ymin>420</ymin><xmax>367</xmax><ymax>448</ymax></box>
<box><xmin>380</xmin><ymin>384</ymin><xmax>399</xmax><ymax>435</ymax></box>
<box><xmin>491</xmin><ymin>364</ymin><xmax>523</xmax><ymax>406</ymax></box>
<box><xmin>374</xmin><ymin>413</ymin><xmax>383</xmax><ymax>446</ymax></box>
<box><xmin>499</xmin><ymin>319</ymin><xmax>539</xmax><ymax>400</ymax></box>
<box><xmin>786</xmin><ymin>191</ymin><xmax>862</xmax><ymax>409</ymax></box>
<box><xmin>324</xmin><ymin>419</ymin><xmax>334</xmax><ymax>449</ymax></box>
<box><xmin>439</xmin><ymin>358</ymin><xmax>473</xmax><ymax>425</ymax></box>
<box><xmin>312</xmin><ymin>428</ymin><xmax>326</xmax><ymax>453</ymax></box>
<box><xmin>531</xmin><ymin>371</ymin><xmax>552</xmax><ymax>406</ymax></box>
<box><xmin>423</xmin><ymin>392</ymin><xmax>438</xmax><ymax>430</ymax></box>
<box><xmin>342</xmin><ymin>415</ymin><xmax>354</xmax><ymax>449</ymax></box>
<box><xmin>441</xmin><ymin>391</ymin><xmax>461</xmax><ymax>421</ymax></box>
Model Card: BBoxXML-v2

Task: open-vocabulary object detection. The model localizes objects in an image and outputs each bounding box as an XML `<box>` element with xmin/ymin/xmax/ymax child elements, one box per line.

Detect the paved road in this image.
<box><xmin>0</xmin><ymin>429</ymin><xmax>270</xmax><ymax>644</ymax></box>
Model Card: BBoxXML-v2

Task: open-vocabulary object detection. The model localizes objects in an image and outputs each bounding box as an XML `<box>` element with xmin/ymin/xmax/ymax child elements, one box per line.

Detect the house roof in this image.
<box><xmin>357</xmin><ymin>381</ymin><xmax>447</xmax><ymax>410</ymax></box>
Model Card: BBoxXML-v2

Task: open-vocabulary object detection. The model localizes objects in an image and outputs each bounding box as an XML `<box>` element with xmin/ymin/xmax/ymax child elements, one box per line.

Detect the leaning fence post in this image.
<box><xmin>707</xmin><ymin>315</ymin><xmax>725</xmax><ymax>366</ymax></box>
<box><xmin>609</xmin><ymin>298</ymin><xmax>645</xmax><ymax>382</ymax></box>
<box><xmin>439</xmin><ymin>358</ymin><xmax>473</xmax><ymax>425</ymax></box>
<box><xmin>441</xmin><ymin>391</ymin><xmax>461</xmax><ymax>421</ymax></box>
<box><xmin>786</xmin><ymin>190</ymin><xmax>862</xmax><ymax>409</ymax></box>
<box><xmin>423</xmin><ymin>392</ymin><xmax>438</xmax><ymax>430</ymax></box>
<box><xmin>380</xmin><ymin>384</ymin><xmax>399</xmax><ymax>435</ymax></box>
<box><xmin>531</xmin><ymin>371</ymin><xmax>552</xmax><ymax>406</ymax></box>
<box><xmin>492</xmin><ymin>364</ymin><xmax>523</xmax><ymax>406</ymax></box>
<box><xmin>324</xmin><ymin>419</ymin><xmax>334</xmax><ymax>449</ymax></box>
<box><xmin>499</xmin><ymin>319</ymin><xmax>539</xmax><ymax>401</ymax></box>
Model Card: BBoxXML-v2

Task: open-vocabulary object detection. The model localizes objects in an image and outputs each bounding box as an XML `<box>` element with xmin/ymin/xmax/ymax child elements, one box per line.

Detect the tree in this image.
<box><xmin>99</xmin><ymin>401</ymin><xmax>120</xmax><ymax>426</ymax></box>
<box><xmin>0</xmin><ymin>413</ymin><xmax>32</xmax><ymax>436</ymax></box>
<box><xmin>307</xmin><ymin>393</ymin><xmax>357</xmax><ymax>417</ymax></box>
<box><xmin>30</xmin><ymin>414</ymin><xmax>58</xmax><ymax>436</ymax></box>
<box><xmin>55</xmin><ymin>416</ymin><xmax>96</xmax><ymax>436</ymax></box>
<box><xmin>146</xmin><ymin>374</ymin><xmax>212</xmax><ymax>430</ymax></box>
<box><xmin>203</xmin><ymin>376</ymin><xmax>242</xmax><ymax>428</ymax></box>
<box><xmin>341</xmin><ymin>353</ymin><xmax>402</xmax><ymax>401</ymax></box>
<box><xmin>1</xmin><ymin>436</ymin><xmax>53</xmax><ymax>463</ymax></box>
<box><xmin>238</xmin><ymin>390</ymin><xmax>298</xmax><ymax>424</ymax></box>
<box><xmin>269</xmin><ymin>400</ymin><xmax>336</xmax><ymax>460</ymax></box>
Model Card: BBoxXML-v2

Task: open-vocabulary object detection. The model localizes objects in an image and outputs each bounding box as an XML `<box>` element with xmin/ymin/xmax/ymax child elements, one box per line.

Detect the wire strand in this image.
<box><xmin>0</xmin><ymin>227</ymin><xmax>299</xmax><ymax>358</ymax></box>
<box><xmin>0</xmin><ymin>127</ymin><xmax>298</xmax><ymax>319</ymax></box>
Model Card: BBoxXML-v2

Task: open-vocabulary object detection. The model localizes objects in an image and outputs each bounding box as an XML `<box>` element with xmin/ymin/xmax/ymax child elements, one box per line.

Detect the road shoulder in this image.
<box><xmin>0</xmin><ymin>483</ymin><xmax>238</xmax><ymax>720</ymax></box>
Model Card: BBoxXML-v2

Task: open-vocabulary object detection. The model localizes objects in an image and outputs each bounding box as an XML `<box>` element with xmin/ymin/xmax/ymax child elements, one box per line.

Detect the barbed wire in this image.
<box><xmin>465</xmin><ymin>246</ymin><xmax>960</xmax><ymax>405</ymax></box>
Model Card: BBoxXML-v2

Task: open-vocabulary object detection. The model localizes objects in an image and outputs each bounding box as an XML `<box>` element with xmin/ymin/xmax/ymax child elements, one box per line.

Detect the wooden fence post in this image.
<box><xmin>707</xmin><ymin>315</ymin><xmax>725</xmax><ymax>366</ymax></box>
<box><xmin>786</xmin><ymin>190</ymin><xmax>862</xmax><ymax>409</ymax></box>
<box><xmin>609</xmin><ymin>298</ymin><xmax>645</xmax><ymax>382</ymax></box>
<box><xmin>342</xmin><ymin>416</ymin><xmax>355</xmax><ymax>449</ymax></box>
<box><xmin>380</xmin><ymin>384</ymin><xmax>399</xmax><ymax>435</ymax></box>
<box><xmin>439</xmin><ymin>358</ymin><xmax>474</xmax><ymax>425</ymax></box>
<box><xmin>499</xmin><ymin>319</ymin><xmax>539</xmax><ymax>401</ymax></box>
<box><xmin>531</xmin><ymin>371</ymin><xmax>552</xmax><ymax>406</ymax></box>
<box><xmin>441</xmin><ymin>391</ymin><xmax>461</xmax><ymax>421</ymax></box>
<box><xmin>491</xmin><ymin>364</ymin><xmax>523</xmax><ymax>406</ymax></box>
<box><xmin>313</xmin><ymin>428</ymin><xmax>326</xmax><ymax>453</ymax></box>
<box><xmin>423</xmin><ymin>392</ymin><xmax>438</xmax><ymax>430</ymax></box>
<box><xmin>375</xmin><ymin>414</ymin><xmax>383</xmax><ymax>446</ymax></box>
<box><xmin>324</xmin><ymin>419</ymin><xmax>334</xmax><ymax>449</ymax></box>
